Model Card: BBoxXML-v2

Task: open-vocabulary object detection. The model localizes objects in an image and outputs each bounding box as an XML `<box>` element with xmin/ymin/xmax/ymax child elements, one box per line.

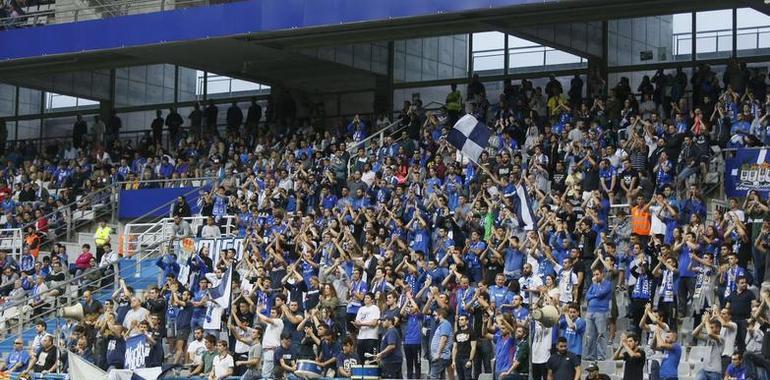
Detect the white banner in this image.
<box><xmin>176</xmin><ymin>237</ymin><xmax>245</xmax><ymax>286</ymax></box>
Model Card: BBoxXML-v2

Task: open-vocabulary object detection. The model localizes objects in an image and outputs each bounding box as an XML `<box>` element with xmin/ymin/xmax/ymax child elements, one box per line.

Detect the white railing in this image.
<box><xmin>0</xmin><ymin>228</ymin><xmax>23</xmax><ymax>261</ymax></box>
<box><xmin>123</xmin><ymin>215</ymin><xmax>237</xmax><ymax>278</ymax></box>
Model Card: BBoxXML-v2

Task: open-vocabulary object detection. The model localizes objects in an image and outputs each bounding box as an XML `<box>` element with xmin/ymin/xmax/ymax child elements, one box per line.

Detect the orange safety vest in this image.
<box><xmin>630</xmin><ymin>206</ymin><xmax>651</xmax><ymax>236</ymax></box>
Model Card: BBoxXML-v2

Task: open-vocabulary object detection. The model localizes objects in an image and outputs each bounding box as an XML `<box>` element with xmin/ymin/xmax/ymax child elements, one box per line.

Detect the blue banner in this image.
<box><xmin>118</xmin><ymin>187</ymin><xmax>204</xmax><ymax>219</ymax></box>
<box><xmin>124</xmin><ymin>334</ymin><xmax>150</xmax><ymax>371</ymax></box>
<box><xmin>725</xmin><ymin>148</ymin><xmax>770</xmax><ymax>197</ymax></box>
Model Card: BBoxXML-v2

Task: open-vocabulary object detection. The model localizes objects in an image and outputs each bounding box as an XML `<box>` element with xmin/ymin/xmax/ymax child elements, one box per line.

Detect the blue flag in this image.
<box><xmin>124</xmin><ymin>334</ymin><xmax>150</xmax><ymax>370</ymax></box>
<box><xmin>447</xmin><ymin>114</ymin><xmax>491</xmax><ymax>163</ymax></box>
<box><xmin>513</xmin><ymin>183</ymin><xmax>538</xmax><ymax>231</ymax></box>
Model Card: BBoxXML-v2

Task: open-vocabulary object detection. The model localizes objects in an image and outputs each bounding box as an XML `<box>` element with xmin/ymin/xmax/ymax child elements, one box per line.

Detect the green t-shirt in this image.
<box><xmin>201</xmin><ymin>350</ymin><xmax>216</xmax><ymax>374</ymax></box>
<box><xmin>446</xmin><ymin>91</ymin><xmax>463</xmax><ymax>111</ymax></box>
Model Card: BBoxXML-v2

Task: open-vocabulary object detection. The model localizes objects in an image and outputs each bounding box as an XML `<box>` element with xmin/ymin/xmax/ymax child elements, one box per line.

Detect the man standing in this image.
<box><xmin>546</xmin><ymin>337</ymin><xmax>581</xmax><ymax>380</ymax></box>
<box><xmin>558</xmin><ymin>303</ymin><xmax>586</xmax><ymax>360</ymax></box>
<box><xmin>353</xmin><ymin>293</ymin><xmax>380</xmax><ymax>360</ymax></box>
<box><xmin>585</xmin><ymin>268</ymin><xmax>612</xmax><ymax>361</ymax></box>
<box><xmin>73</xmin><ymin>114</ymin><xmax>87</xmax><ymax>148</ymax></box>
<box><xmin>612</xmin><ymin>333</ymin><xmax>645</xmax><ymax>380</ymax></box>
<box><xmin>531</xmin><ymin>319</ymin><xmax>553</xmax><ymax>380</ymax></box>
<box><xmin>726</xmin><ymin>276</ymin><xmax>755</xmax><ymax>353</ymax></box>
<box><xmin>375</xmin><ymin>315</ymin><xmax>402</xmax><ymax>379</ymax></box>
<box><xmin>655</xmin><ymin>330</ymin><xmax>681</xmax><ymax>380</ymax></box>
<box><xmin>226</xmin><ymin>101</ymin><xmax>243</xmax><ymax>135</ymax></box>
<box><xmin>451</xmin><ymin>314</ymin><xmax>476</xmax><ymax>380</ymax></box>
<box><xmin>430</xmin><ymin>308</ymin><xmax>453</xmax><ymax>379</ymax></box>
<box><xmin>246</xmin><ymin>98</ymin><xmax>262</xmax><ymax>139</ymax></box>
<box><xmin>256</xmin><ymin>304</ymin><xmax>283</xmax><ymax>379</ymax></box>
<box><xmin>94</xmin><ymin>220</ymin><xmax>111</xmax><ymax>263</ymax></box>
<box><xmin>691</xmin><ymin>310</ymin><xmax>724</xmax><ymax>380</ymax></box>
<box><xmin>166</xmin><ymin>107</ymin><xmax>183</xmax><ymax>148</ymax></box>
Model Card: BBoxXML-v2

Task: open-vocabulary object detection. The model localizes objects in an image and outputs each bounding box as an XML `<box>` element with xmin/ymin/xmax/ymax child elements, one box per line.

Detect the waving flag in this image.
<box><xmin>124</xmin><ymin>334</ymin><xmax>151</xmax><ymax>371</ymax></box>
<box><xmin>446</xmin><ymin>114</ymin><xmax>491</xmax><ymax>163</ymax></box>
<box><xmin>203</xmin><ymin>267</ymin><xmax>232</xmax><ymax>330</ymax></box>
<box><xmin>513</xmin><ymin>183</ymin><xmax>538</xmax><ymax>231</ymax></box>
<box><xmin>69</xmin><ymin>350</ymin><xmax>107</xmax><ymax>380</ymax></box>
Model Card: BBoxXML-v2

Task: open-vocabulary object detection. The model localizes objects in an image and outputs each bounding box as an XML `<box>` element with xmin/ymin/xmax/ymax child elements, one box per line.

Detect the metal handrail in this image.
<box><xmin>345</xmin><ymin>101</ymin><xmax>445</xmax><ymax>176</ymax></box>
<box><xmin>120</xmin><ymin>177</ymin><xmax>221</xmax><ymax>257</ymax></box>
<box><xmin>3</xmin><ymin>257</ymin><xmax>141</xmax><ymax>339</ymax></box>
<box><xmin>672</xmin><ymin>25</ymin><xmax>770</xmax><ymax>56</ymax></box>
<box><xmin>6</xmin><ymin>184</ymin><xmax>117</xmax><ymax>255</ymax></box>
<box><xmin>114</xmin><ymin>176</ymin><xmax>220</xmax><ymax>188</ymax></box>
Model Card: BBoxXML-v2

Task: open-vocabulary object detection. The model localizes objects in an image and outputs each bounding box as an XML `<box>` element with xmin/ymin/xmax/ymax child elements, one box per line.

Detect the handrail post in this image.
<box><xmin>66</xmin><ymin>212</ymin><xmax>72</xmax><ymax>241</ymax></box>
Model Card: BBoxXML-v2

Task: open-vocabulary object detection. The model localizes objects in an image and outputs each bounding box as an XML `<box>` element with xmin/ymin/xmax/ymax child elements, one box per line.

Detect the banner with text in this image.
<box><xmin>176</xmin><ymin>237</ymin><xmax>245</xmax><ymax>287</ymax></box>
<box><xmin>725</xmin><ymin>148</ymin><xmax>770</xmax><ymax>197</ymax></box>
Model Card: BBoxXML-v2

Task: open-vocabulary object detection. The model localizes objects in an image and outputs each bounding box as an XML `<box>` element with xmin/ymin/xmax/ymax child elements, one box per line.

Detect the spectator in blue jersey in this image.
<box><xmin>725</xmin><ymin>352</ymin><xmax>748</xmax><ymax>380</ymax></box>
<box><xmin>655</xmin><ymin>330</ymin><xmax>681</xmax><ymax>380</ymax></box>
<box><xmin>584</xmin><ymin>268</ymin><xmax>612</xmax><ymax>361</ymax></box>
<box><xmin>1</xmin><ymin>337</ymin><xmax>30</xmax><ymax>372</ymax></box>
<box><xmin>558</xmin><ymin>303</ymin><xmax>586</xmax><ymax>360</ymax></box>
<box><xmin>430</xmin><ymin>308</ymin><xmax>453</xmax><ymax>379</ymax></box>
<box><xmin>400</xmin><ymin>291</ymin><xmax>423</xmax><ymax>379</ymax></box>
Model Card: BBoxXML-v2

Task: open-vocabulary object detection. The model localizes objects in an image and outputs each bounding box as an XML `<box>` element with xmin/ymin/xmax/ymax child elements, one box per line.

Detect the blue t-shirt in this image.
<box><xmin>6</xmin><ymin>349</ymin><xmax>30</xmax><ymax>370</ymax></box>
<box><xmin>380</xmin><ymin>327</ymin><xmax>403</xmax><ymax>364</ymax></box>
<box><xmin>404</xmin><ymin>313</ymin><xmax>423</xmax><ymax>345</ymax></box>
<box><xmin>176</xmin><ymin>302</ymin><xmax>193</xmax><ymax>330</ymax></box>
<box><xmin>726</xmin><ymin>363</ymin><xmax>747</xmax><ymax>380</ymax></box>
<box><xmin>558</xmin><ymin>317</ymin><xmax>586</xmax><ymax>356</ymax></box>
<box><xmin>493</xmin><ymin>333</ymin><xmax>515</xmax><ymax>373</ymax></box>
<box><xmin>430</xmin><ymin>319</ymin><xmax>453</xmax><ymax>360</ymax></box>
<box><xmin>659</xmin><ymin>343</ymin><xmax>682</xmax><ymax>378</ymax></box>
<box><xmin>586</xmin><ymin>280</ymin><xmax>612</xmax><ymax>312</ymax></box>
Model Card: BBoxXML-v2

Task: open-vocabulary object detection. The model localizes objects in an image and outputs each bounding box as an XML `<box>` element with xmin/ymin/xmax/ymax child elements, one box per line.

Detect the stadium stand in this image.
<box><xmin>0</xmin><ymin>63</ymin><xmax>767</xmax><ymax>380</ymax></box>
<box><xmin>1</xmin><ymin>2</ymin><xmax>770</xmax><ymax>380</ymax></box>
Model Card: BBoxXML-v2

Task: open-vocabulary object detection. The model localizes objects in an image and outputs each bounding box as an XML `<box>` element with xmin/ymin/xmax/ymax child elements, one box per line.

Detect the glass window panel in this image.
<box><xmin>16</xmin><ymin>119</ymin><xmax>40</xmax><ymax>140</ymax></box>
<box><xmin>42</xmin><ymin>115</ymin><xmax>78</xmax><ymax>139</ymax></box>
<box><xmin>737</xmin><ymin>7</ymin><xmax>770</xmax><ymax>57</ymax></box>
<box><xmin>696</xmin><ymin>10</ymin><xmax>733</xmax><ymax>60</ymax></box>
<box><xmin>17</xmin><ymin>88</ymin><xmax>41</xmax><ymax>116</ymax></box>
<box><xmin>0</xmin><ymin>84</ymin><xmax>16</xmax><ymax>117</ymax></box>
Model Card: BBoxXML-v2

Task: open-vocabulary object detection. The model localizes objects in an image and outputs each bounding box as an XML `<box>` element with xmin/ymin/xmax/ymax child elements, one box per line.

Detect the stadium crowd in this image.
<box><xmin>0</xmin><ymin>59</ymin><xmax>770</xmax><ymax>380</ymax></box>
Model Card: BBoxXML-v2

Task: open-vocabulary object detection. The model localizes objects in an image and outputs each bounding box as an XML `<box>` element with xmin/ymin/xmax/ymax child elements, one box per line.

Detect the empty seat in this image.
<box><xmin>597</xmin><ymin>360</ymin><xmax>620</xmax><ymax>376</ymax></box>
<box><xmin>687</xmin><ymin>346</ymin><xmax>709</xmax><ymax>363</ymax></box>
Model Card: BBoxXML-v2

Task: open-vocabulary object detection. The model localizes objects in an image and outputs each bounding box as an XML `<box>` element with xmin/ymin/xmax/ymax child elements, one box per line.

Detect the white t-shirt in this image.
<box><xmin>518</xmin><ymin>275</ymin><xmax>543</xmax><ymax>305</ymax></box>
<box><xmin>554</xmin><ymin>265</ymin><xmax>578</xmax><ymax>304</ymax></box>
<box><xmin>531</xmin><ymin>322</ymin><xmax>553</xmax><ymax>364</ymax></box>
<box><xmin>122</xmin><ymin>307</ymin><xmax>150</xmax><ymax>331</ymax></box>
<box><xmin>356</xmin><ymin>304</ymin><xmax>381</xmax><ymax>340</ymax></box>
<box><xmin>212</xmin><ymin>353</ymin><xmax>234</xmax><ymax>378</ymax></box>
<box><xmin>262</xmin><ymin>318</ymin><xmax>284</xmax><ymax>349</ymax></box>
<box><xmin>721</xmin><ymin>323</ymin><xmax>737</xmax><ymax>357</ymax></box>
<box><xmin>187</xmin><ymin>339</ymin><xmax>206</xmax><ymax>365</ymax></box>
<box><xmin>649</xmin><ymin>205</ymin><xmax>666</xmax><ymax>235</ymax></box>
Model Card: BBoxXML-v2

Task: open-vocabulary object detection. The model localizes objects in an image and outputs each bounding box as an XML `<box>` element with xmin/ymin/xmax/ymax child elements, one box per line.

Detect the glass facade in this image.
<box><xmin>115</xmin><ymin>64</ymin><xmax>176</xmax><ymax>107</ymax></box>
<box><xmin>394</xmin><ymin>35</ymin><xmax>468</xmax><ymax>83</ymax></box>
<box><xmin>608</xmin><ymin>15</ymin><xmax>675</xmax><ymax>66</ymax></box>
